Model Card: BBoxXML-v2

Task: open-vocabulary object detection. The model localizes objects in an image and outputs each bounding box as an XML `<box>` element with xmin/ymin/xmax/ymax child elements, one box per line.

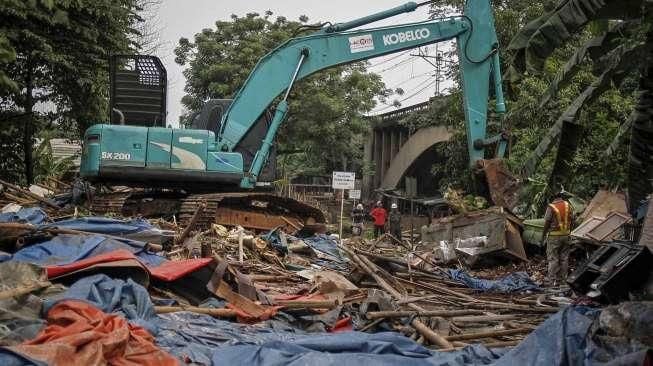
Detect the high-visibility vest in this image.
<box><xmin>548</xmin><ymin>200</ymin><xmax>572</xmax><ymax>236</ymax></box>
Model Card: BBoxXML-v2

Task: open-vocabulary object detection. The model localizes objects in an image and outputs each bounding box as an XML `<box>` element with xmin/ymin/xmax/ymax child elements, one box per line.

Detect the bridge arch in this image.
<box><xmin>380</xmin><ymin>126</ymin><xmax>452</xmax><ymax>189</ymax></box>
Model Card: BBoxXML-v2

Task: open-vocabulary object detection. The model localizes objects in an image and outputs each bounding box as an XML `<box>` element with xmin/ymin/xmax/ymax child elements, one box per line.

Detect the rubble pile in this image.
<box><xmin>0</xmin><ymin>182</ymin><xmax>651</xmax><ymax>365</ymax></box>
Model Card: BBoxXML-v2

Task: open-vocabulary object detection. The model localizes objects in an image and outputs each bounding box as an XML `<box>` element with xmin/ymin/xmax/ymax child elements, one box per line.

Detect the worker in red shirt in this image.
<box><xmin>370</xmin><ymin>201</ymin><xmax>388</xmax><ymax>238</ymax></box>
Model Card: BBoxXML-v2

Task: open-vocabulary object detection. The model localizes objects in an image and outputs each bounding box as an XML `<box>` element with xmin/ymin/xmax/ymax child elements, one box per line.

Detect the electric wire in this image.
<box><xmin>367</xmin><ymin>49</ymin><xmax>413</xmax><ymax>69</ymax></box>
<box><xmin>373</xmin><ymin>76</ymin><xmax>438</xmax><ymax>113</ymax></box>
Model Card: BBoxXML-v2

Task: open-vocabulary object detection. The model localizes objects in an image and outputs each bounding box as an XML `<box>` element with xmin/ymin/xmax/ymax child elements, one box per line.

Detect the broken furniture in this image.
<box><xmin>421</xmin><ymin>206</ymin><xmax>526</xmax><ymax>266</ymax></box>
<box><xmin>567</xmin><ymin>240</ymin><xmax>653</xmax><ymax>303</ymax></box>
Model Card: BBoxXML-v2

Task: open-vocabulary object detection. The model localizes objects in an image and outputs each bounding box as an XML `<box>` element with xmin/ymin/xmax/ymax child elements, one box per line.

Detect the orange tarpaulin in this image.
<box><xmin>8</xmin><ymin>300</ymin><xmax>177</xmax><ymax>366</ymax></box>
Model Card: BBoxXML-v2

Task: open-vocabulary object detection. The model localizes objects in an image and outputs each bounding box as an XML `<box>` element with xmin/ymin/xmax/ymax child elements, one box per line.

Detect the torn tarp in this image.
<box><xmin>2</xmin><ymin>234</ymin><xmax>213</xmax><ymax>285</ymax></box>
<box><xmin>43</xmin><ymin>216</ymin><xmax>173</xmax><ymax>244</ymax></box>
<box><xmin>0</xmin><ymin>208</ymin><xmax>47</xmax><ymax>225</ymax></box>
<box><xmin>2</xmin><ymin>234</ymin><xmax>166</xmax><ymax>267</ymax></box>
<box><xmin>0</xmin><ymin>300</ymin><xmax>177</xmax><ymax>366</ymax></box>
<box><xmin>447</xmin><ymin>269</ymin><xmax>540</xmax><ymax>293</ymax></box>
<box><xmin>493</xmin><ymin>306</ymin><xmax>652</xmax><ymax>366</ymax></box>
<box><xmin>210</xmin><ymin>332</ymin><xmax>507</xmax><ymax>366</ymax></box>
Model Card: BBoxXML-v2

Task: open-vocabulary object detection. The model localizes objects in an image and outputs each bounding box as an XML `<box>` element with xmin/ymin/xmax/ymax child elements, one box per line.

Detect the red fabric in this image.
<box><xmin>370</xmin><ymin>207</ymin><xmax>387</xmax><ymax>226</ymax></box>
<box><xmin>8</xmin><ymin>300</ymin><xmax>177</xmax><ymax>366</ymax></box>
<box><xmin>46</xmin><ymin>250</ymin><xmax>137</xmax><ymax>278</ymax></box>
<box><xmin>45</xmin><ymin>250</ymin><xmax>213</xmax><ymax>282</ymax></box>
<box><xmin>329</xmin><ymin>317</ymin><xmax>353</xmax><ymax>333</ymax></box>
<box><xmin>148</xmin><ymin>258</ymin><xmax>213</xmax><ymax>282</ymax></box>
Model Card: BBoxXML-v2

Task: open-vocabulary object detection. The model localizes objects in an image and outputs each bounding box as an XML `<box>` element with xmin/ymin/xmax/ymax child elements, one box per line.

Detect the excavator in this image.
<box><xmin>79</xmin><ymin>0</ymin><xmax>508</xmax><ymax>230</ymax></box>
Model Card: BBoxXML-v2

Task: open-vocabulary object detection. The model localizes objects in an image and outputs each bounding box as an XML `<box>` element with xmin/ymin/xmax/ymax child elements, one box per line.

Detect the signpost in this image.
<box><xmin>332</xmin><ymin>171</ymin><xmax>356</xmax><ymax>242</ymax></box>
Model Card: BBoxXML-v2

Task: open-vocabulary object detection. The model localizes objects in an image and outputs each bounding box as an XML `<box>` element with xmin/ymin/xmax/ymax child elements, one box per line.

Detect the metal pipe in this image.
<box><xmin>324</xmin><ymin>2</ymin><xmax>419</xmax><ymax>33</ymax></box>
<box><xmin>112</xmin><ymin>108</ymin><xmax>125</xmax><ymax>125</ymax></box>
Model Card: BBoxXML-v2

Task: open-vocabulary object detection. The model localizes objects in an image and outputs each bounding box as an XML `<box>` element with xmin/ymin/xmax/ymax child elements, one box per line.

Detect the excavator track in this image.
<box><xmin>89</xmin><ymin>191</ymin><xmax>326</xmax><ymax>233</ymax></box>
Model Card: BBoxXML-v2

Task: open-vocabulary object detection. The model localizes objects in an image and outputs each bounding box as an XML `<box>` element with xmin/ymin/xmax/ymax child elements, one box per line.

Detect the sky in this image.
<box><xmin>156</xmin><ymin>0</ymin><xmax>456</xmax><ymax>127</ymax></box>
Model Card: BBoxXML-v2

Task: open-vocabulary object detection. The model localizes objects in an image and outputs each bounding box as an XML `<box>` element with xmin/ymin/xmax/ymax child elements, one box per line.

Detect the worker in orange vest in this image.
<box><xmin>541</xmin><ymin>191</ymin><xmax>574</xmax><ymax>285</ymax></box>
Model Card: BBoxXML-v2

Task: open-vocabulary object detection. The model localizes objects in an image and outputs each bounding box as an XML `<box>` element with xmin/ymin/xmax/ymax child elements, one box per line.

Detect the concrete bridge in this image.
<box><xmin>362</xmin><ymin>101</ymin><xmax>452</xmax><ymax>199</ymax></box>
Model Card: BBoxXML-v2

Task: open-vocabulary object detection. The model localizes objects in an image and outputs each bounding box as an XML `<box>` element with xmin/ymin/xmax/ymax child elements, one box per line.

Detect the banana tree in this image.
<box><xmin>509</xmin><ymin>0</ymin><xmax>653</xmax><ymax>210</ymax></box>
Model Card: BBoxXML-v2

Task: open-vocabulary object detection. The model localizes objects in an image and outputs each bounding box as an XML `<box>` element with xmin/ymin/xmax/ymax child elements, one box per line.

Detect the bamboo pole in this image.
<box><xmin>365</xmin><ymin>310</ymin><xmax>483</xmax><ymax>319</ymax></box>
<box><xmin>0</xmin><ymin>178</ymin><xmax>60</xmax><ymax>210</ymax></box>
<box><xmin>444</xmin><ymin>328</ymin><xmax>531</xmax><ymax>341</ymax></box>
<box><xmin>341</xmin><ymin>245</ymin><xmax>453</xmax><ymax>349</ymax></box>
<box><xmin>154</xmin><ymin>306</ymin><xmax>237</xmax><ymax>318</ymax></box>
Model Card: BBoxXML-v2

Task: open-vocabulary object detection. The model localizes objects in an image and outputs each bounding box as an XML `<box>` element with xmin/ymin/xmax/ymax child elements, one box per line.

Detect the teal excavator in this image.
<box><xmin>80</xmin><ymin>0</ymin><xmax>507</xmax><ymax>191</ymax></box>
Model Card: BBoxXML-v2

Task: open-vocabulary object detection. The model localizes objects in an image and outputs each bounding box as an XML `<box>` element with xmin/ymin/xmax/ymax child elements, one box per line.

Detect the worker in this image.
<box><xmin>351</xmin><ymin>203</ymin><xmax>365</xmax><ymax>236</ymax></box>
<box><xmin>370</xmin><ymin>201</ymin><xmax>387</xmax><ymax>238</ymax></box>
<box><xmin>389</xmin><ymin>203</ymin><xmax>402</xmax><ymax>243</ymax></box>
<box><xmin>540</xmin><ymin>191</ymin><xmax>573</xmax><ymax>285</ymax></box>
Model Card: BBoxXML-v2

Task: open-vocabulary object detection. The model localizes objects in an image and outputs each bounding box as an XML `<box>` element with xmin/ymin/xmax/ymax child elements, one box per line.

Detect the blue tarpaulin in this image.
<box><xmin>0</xmin><ymin>208</ymin><xmax>47</xmax><ymax>225</ymax></box>
<box><xmin>1</xmin><ymin>274</ymin><xmax>649</xmax><ymax>366</ymax></box>
<box><xmin>447</xmin><ymin>269</ymin><xmax>540</xmax><ymax>293</ymax></box>
<box><xmin>43</xmin><ymin>216</ymin><xmax>155</xmax><ymax>236</ymax></box>
<box><xmin>1</xmin><ymin>234</ymin><xmax>166</xmax><ymax>267</ymax></box>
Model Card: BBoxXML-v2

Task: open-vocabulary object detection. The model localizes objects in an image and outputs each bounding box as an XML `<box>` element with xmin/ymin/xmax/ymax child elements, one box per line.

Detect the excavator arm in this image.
<box><xmin>217</xmin><ymin>0</ymin><xmax>506</xmax><ymax>188</ymax></box>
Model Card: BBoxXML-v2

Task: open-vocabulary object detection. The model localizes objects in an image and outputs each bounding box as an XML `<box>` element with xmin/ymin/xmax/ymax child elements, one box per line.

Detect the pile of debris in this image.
<box><xmin>0</xmin><ymin>181</ymin><xmax>651</xmax><ymax>365</ymax></box>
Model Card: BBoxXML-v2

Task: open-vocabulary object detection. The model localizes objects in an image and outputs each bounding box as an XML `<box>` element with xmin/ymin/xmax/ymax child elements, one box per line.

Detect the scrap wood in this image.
<box><xmin>341</xmin><ymin>245</ymin><xmax>453</xmax><ymax>349</ymax></box>
<box><xmin>154</xmin><ymin>305</ymin><xmax>237</xmax><ymax>318</ymax></box>
<box><xmin>177</xmin><ymin>201</ymin><xmax>206</xmax><ymax>244</ymax></box>
<box><xmin>0</xmin><ymin>178</ymin><xmax>61</xmax><ymax>210</ymax></box>
<box><xmin>444</xmin><ymin>327</ymin><xmax>531</xmax><ymax>341</ymax></box>
<box><xmin>461</xmin><ymin>302</ymin><xmax>559</xmax><ymax>313</ymax></box>
<box><xmin>276</xmin><ymin>299</ymin><xmax>338</xmax><ymax>309</ymax></box>
<box><xmin>366</xmin><ymin>310</ymin><xmax>484</xmax><ymax>319</ymax></box>
<box><xmin>450</xmin><ymin>314</ymin><xmax>522</xmax><ymax>323</ymax></box>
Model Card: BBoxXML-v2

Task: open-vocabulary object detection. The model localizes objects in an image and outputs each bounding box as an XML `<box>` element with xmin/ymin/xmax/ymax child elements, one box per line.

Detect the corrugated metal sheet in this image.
<box><xmin>49</xmin><ymin>139</ymin><xmax>81</xmax><ymax>167</ymax></box>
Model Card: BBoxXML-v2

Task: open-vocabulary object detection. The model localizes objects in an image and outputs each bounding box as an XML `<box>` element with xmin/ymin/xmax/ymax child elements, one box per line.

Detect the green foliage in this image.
<box><xmin>33</xmin><ymin>134</ymin><xmax>76</xmax><ymax>184</ymax></box>
<box><xmin>175</xmin><ymin>12</ymin><xmax>387</xmax><ymax>176</ymax></box>
<box><xmin>0</xmin><ymin>0</ymin><xmax>142</xmax><ymax>182</ymax></box>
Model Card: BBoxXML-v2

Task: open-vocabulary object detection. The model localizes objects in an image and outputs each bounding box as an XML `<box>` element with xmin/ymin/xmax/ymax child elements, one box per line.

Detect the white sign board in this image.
<box><xmin>332</xmin><ymin>171</ymin><xmax>356</xmax><ymax>190</ymax></box>
<box><xmin>348</xmin><ymin>34</ymin><xmax>375</xmax><ymax>53</ymax></box>
<box><xmin>348</xmin><ymin>189</ymin><xmax>361</xmax><ymax>200</ymax></box>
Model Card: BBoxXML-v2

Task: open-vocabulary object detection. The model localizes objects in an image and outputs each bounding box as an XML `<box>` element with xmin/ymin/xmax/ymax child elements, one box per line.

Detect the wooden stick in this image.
<box><xmin>177</xmin><ymin>201</ymin><xmax>206</xmax><ymax>244</ymax></box>
<box><xmin>154</xmin><ymin>306</ymin><xmax>237</xmax><ymax>318</ymax></box>
<box><xmin>249</xmin><ymin>274</ymin><xmax>295</xmax><ymax>282</ymax></box>
<box><xmin>276</xmin><ymin>299</ymin><xmax>338</xmax><ymax>309</ymax></box>
<box><xmin>280</xmin><ymin>216</ymin><xmax>302</xmax><ymax>231</ymax></box>
<box><xmin>439</xmin><ymin>340</ymin><xmax>521</xmax><ymax>352</ymax></box>
<box><xmin>341</xmin><ymin>245</ymin><xmax>453</xmax><ymax>349</ymax></box>
<box><xmin>445</xmin><ymin>328</ymin><xmax>531</xmax><ymax>341</ymax></box>
<box><xmin>462</xmin><ymin>302</ymin><xmax>560</xmax><ymax>314</ymax></box>
<box><xmin>359</xmin><ymin>318</ymin><xmax>386</xmax><ymax>332</ymax></box>
<box><xmin>0</xmin><ymin>179</ymin><xmax>60</xmax><ymax>209</ymax></box>
<box><xmin>366</xmin><ymin>310</ymin><xmax>484</xmax><ymax>319</ymax></box>
<box><xmin>450</xmin><ymin>315</ymin><xmax>522</xmax><ymax>323</ymax></box>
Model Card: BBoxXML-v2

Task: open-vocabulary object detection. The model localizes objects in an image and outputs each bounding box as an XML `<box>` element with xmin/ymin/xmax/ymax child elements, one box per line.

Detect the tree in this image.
<box><xmin>0</xmin><ymin>0</ymin><xmax>141</xmax><ymax>183</ymax></box>
<box><xmin>508</xmin><ymin>0</ymin><xmax>653</xmax><ymax>209</ymax></box>
<box><xmin>175</xmin><ymin>12</ymin><xmax>388</xmax><ymax>176</ymax></box>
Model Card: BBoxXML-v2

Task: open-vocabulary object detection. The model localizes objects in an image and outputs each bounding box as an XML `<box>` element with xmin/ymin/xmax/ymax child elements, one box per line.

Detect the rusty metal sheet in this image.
<box><xmin>215</xmin><ymin>207</ymin><xmax>302</xmax><ymax>232</ymax></box>
<box><xmin>477</xmin><ymin>159</ymin><xmax>521</xmax><ymax>211</ymax></box>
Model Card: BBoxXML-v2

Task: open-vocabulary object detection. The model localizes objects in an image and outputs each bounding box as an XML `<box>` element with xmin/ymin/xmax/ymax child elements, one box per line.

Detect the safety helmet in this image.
<box><xmin>391</xmin><ymin>203</ymin><xmax>398</xmax><ymax>209</ymax></box>
<box><xmin>376</xmin><ymin>201</ymin><xmax>382</xmax><ymax>207</ymax></box>
<box><xmin>357</xmin><ymin>204</ymin><xmax>363</xmax><ymax>210</ymax></box>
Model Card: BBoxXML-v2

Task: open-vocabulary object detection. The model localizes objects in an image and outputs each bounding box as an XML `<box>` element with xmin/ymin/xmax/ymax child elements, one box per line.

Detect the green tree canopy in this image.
<box><xmin>0</xmin><ymin>0</ymin><xmax>142</xmax><ymax>183</ymax></box>
<box><xmin>175</xmin><ymin>12</ymin><xmax>388</xmax><ymax>176</ymax></box>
